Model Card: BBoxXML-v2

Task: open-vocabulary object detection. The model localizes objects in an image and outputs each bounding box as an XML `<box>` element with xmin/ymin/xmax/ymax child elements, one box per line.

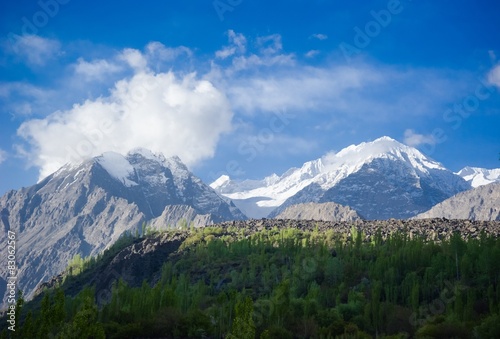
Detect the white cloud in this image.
<box><xmin>310</xmin><ymin>33</ymin><xmax>328</xmax><ymax>40</ymax></box>
<box><xmin>215</xmin><ymin>30</ymin><xmax>247</xmax><ymax>59</ymax></box>
<box><xmin>488</xmin><ymin>64</ymin><xmax>500</xmax><ymax>87</ymax></box>
<box><xmin>257</xmin><ymin>34</ymin><xmax>283</xmax><ymax>55</ymax></box>
<box><xmin>74</xmin><ymin>58</ymin><xmax>122</xmax><ymax>81</ymax></box>
<box><xmin>403</xmin><ymin>129</ymin><xmax>436</xmax><ymax>147</ymax></box>
<box><xmin>146</xmin><ymin>42</ymin><xmax>192</xmax><ymax>62</ymax></box>
<box><xmin>119</xmin><ymin>48</ymin><xmax>148</xmax><ymax>71</ymax></box>
<box><xmin>0</xmin><ymin>81</ymin><xmax>56</xmax><ymax>117</ymax></box>
<box><xmin>0</xmin><ymin>149</ymin><xmax>7</xmax><ymax>164</ymax></box>
<box><xmin>221</xmin><ymin>64</ymin><xmax>383</xmax><ymax>114</ymax></box>
<box><xmin>18</xmin><ymin>71</ymin><xmax>234</xmax><ymax>180</ymax></box>
<box><xmin>8</xmin><ymin>35</ymin><xmax>60</xmax><ymax>66</ymax></box>
<box><xmin>305</xmin><ymin>50</ymin><xmax>320</xmax><ymax>58</ymax></box>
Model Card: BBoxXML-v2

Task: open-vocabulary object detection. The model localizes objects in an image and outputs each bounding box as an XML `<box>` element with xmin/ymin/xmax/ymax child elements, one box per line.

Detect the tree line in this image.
<box><xmin>2</xmin><ymin>225</ymin><xmax>500</xmax><ymax>338</ymax></box>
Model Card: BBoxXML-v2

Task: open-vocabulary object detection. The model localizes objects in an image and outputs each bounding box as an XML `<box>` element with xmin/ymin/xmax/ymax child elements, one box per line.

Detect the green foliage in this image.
<box><xmin>9</xmin><ymin>225</ymin><xmax>500</xmax><ymax>338</ymax></box>
<box><xmin>228</xmin><ymin>297</ymin><xmax>255</xmax><ymax>339</ymax></box>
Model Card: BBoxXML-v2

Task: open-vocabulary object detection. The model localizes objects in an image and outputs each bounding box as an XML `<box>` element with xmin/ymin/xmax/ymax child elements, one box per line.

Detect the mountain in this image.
<box><xmin>0</xmin><ymin>149</ymin><xmax>245</xmax><ymax>303</ymax></box>
<box><xmin>212</xmin><ymin>136</ymin><xmax>470</xmax><ymax>219</ymax></box>
<box><xmin>415</xmin><ymin>182</ymin><xmax>500</xmax><ymax>221</ymax></box>
<box><xmin>274</xmin><ymin>202</ymin><xmax>363</xmax><ymax>221</ymax></box>
<box><xmin>456</xmin><ymin>166</ymin><xmax>500</xmax><ymax>188</ymax></box>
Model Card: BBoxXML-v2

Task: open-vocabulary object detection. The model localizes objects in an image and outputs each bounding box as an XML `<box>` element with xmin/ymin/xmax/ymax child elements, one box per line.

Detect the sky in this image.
<box><xmin>0</xmin><ymin>0</ymin><xmax>499</xmax><ymax>195</ymax></box>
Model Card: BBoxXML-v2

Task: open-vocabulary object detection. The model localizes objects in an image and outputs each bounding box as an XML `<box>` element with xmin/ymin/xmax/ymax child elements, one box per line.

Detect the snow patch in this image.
<box><xmin>457</xmin><ymin>167</ymin><xmax>500</xmax><ymax>188</ymax></box>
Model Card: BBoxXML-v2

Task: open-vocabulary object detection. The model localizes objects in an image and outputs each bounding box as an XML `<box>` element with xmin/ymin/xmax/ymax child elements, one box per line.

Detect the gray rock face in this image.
<box><xmin>270</xmin><ymin>158</ymin><xmax>470</xmax><ymax>219</ymax></box>
<box><xmin>415</xmin><ymin>182</ymin><xmax>500</xmax><ymax>221</ymax></box>
<box><xmin>275</xmin><ymin>202</ymin><xmax>363</xmax><ymax>221</ymax></box>
<box><xmin>0</xmin><ymin>149</ymin><xmax>246</xmax><ymax>303</ymax></box>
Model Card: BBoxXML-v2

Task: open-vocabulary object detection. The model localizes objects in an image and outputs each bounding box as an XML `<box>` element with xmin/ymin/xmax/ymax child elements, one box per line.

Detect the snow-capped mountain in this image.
<box><xmin>211</xmin><ymin>136</ymin><xmax>470</xmax><ymax>219</ymax></box>
<box><xmin>0</xmin><ymin>149</ymin><xmax>245</xmax><ymax>303</ymax></box>
<box><xmin>456</xmin><ymin>166</ymin><xmax>500</xmax><ymax>188</ymax></box>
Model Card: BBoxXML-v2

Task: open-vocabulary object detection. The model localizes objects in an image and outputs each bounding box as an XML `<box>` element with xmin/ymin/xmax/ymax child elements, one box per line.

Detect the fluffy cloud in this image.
<box><xmin>8</xmin><ymin>35</ymin><xmax>60</xmax><ymax>66</ymax></box>
<box><xmin>403</xmin><ymin>129</ymin><xmax>437</xmax><ymax>147</ymax></box>
<box><xmin>18</xmin><ymin>70</ymin><xmax>233</xmax><ymax>179</ymax></box>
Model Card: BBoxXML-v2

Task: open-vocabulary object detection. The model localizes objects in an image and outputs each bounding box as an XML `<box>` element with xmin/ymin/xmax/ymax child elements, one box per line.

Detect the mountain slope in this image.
<box><xmin>212</xmin><ymin>137</ymin><xmax>470</xmax><ymax>219</ymax></box>
<box><xmin>415</xmin><ymin>182</ymin><xmax>500</xmax><ymax>221</ymax></box>
<box><xmin>0</xmin><ymin>149</ymin><xmax>245</xmax><ymax>303</ymax></box>
<box><xmin>274</xmin><ymin>202</ymin><xmax>363</xmax><ymax>221</ymax></box>
<box><xmin>457</xmin><ymin>166</ymin><xmax>500</xmax><ymax>188</ymax></box>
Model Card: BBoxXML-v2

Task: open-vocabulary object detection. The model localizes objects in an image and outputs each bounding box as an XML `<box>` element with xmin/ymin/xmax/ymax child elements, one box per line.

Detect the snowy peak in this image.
<box><xmin>322</xmin><ymin>136</ymin><xmax>445</xmax><ymax>174</ymax></box>
<box><xmin>87</xmin><ymin>149</ymin><xmax>191</xmax><ymax>189</ymax></box>
<box><xmin>457</xmin><ymin>166</ymin><xmax>500</xmax><ymax>188</ymax></box>
<box><xmin>211</xmin><ymin>136</ymin><xmax>468</xmax><ymax>219</ymax></box>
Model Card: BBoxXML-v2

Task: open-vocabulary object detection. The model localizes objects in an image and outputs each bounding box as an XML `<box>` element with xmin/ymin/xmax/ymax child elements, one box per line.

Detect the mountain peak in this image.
<box><xmin>127</xmin><ymin>148</ymin><xmax>167</xmax><ymax>163</ymax></box>
<box><xmin>212</xmin><ymin>136</ymin><xmax>466</xmax><ymax>219</ymax></box>
<box><xmin>457</xmin><ymin>166</ymin><xmax>500</xmax><ymax>188</ymax></box>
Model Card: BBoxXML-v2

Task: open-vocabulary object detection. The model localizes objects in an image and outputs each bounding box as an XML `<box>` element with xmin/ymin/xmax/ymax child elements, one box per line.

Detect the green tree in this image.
<box><xmin>58</xmin><ymin>296</ymin><xmax>105</xmax><ymax>339</ymax></box>
<box><xmin>228</xmin><ymin>297</ymin><xmax>255</xmax><ymax>339</ymax></box>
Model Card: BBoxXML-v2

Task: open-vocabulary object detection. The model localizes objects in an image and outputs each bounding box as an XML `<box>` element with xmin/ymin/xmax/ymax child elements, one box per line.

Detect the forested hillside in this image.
<box><xmin>2</xmin><ymin>220</ymin><xmax>500</xmax><ymax>338</ymax></box>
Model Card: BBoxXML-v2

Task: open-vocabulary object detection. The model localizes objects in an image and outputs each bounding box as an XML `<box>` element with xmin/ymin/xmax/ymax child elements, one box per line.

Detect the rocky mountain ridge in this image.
<box><xmin>274</xmin><ymin>202</ymin><xmax>363</xmax><ymax>221</ymax></box>
<box><xmin>0</xmin><ymin>149</ymin><xmax>245</xmax><ymax>304</ymax></box>
<box><xmin>415</xmin><ymin>182</ymin><xmax>500</xmax><ymax>221</ymax></box>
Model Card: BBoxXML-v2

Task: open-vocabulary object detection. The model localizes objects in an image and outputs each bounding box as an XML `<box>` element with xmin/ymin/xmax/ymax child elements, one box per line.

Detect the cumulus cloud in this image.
<box><xmin>18</xmin><ymin>70</ymin><xmax>233</xmax><ymax>180</ymax></box>
<box><xmin>0</xmin><ymin>149</ymin><xmax>7</xmax><ymax>164</ymax></box>
<box><xmin>403</xmin><ymin>129</ymin><xmax>437</xmax><ymax>147</ymax></box>
<box><xmin>8</xmin><ymin>35</ymin><xmax>60</xmax><ymax>66</ymax></box>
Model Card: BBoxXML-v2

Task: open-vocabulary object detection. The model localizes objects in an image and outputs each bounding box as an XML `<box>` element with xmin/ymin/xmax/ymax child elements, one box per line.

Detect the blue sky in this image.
<box><xmin>1</xmin><ymin>0</ymin><xmax>500</xmax><ymax>194</ymax></box>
